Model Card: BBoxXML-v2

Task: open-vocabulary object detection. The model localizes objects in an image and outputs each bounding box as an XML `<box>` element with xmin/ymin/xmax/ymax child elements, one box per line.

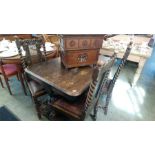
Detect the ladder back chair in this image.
<box><xmin>48</xmin><ymin>54</ymin><xmax>117</xmax><ymax>121</ymax></box>
<box><xmin>96</xmin><ymin>41</ymin><xmax>133</xmax><ymax>116</ymax></box>
<box><xmin>16</xmin><ymin>38</ymin><xmax>47</xmax><ymax>119</ymax></box>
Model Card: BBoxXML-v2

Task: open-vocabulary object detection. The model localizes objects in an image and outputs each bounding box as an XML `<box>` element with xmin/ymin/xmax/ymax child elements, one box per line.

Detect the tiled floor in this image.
<box><xmin>0</xmin><ymin>47</ymin><xmax>155</xmax><ymax>121</ymax></box>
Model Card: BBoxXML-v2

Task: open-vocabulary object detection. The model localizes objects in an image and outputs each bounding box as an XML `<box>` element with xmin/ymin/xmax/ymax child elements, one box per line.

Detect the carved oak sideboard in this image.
<box><xmin>60</xmin><ymin>35</ymin><xmax>106</xmax><ymax>68</ymax></box>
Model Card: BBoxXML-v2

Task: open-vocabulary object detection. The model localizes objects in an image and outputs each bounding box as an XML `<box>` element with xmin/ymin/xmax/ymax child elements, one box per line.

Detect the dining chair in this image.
<box><xmin>42</xmin><ymin>34</ymin><xmax>61</xmax><ymax>57</ymax></box>
<box><xmin>0</xmin><ymin>59</ymin><xmax>27</xmax><ymax>95</ymax></box>
<box><xmin>94</xmin><ymin>41</ymin><xmax>134</xmax><ymax>117</ymax></box>
<box><xmin>44</xmin><ymin>53</ymin><xmax>117</xmax><ymax>121</ymax></box>
<box><xmin>16</xmin><ymin>38</ymin><xmax>47</xmax><ymax>119</ymax></box>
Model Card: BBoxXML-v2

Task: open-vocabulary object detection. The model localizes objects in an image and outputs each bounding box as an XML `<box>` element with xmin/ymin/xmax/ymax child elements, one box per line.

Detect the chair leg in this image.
<box><xmin>16</xmin><ymin>73</ymin><xmax>20</xmax><ymax>81</ymax></box>
<box><xmin>104</xmin><ymin>92</ymin><xmax>112</xmax><ymax>115</ymax></box>
<box><xmin>22</xmin><ymin>73</ymin><xmax>29</xmax><ymax>89</ymax></box>
<box><xmin>90</xmin><ymin>105</ymin><xmax>98</xmax><ymax>121</ymax></box>
<box><xmin>90</xmin><ymin>96</ymin><xmax>100</xmax><ymax>121</ymax></box>
<box><xmin>3</xmin><ymin>76</ymin><xmax>12</xmax><ymax>95</ymax></box>
<box><xmin>18</xmin><ymin>73</ymin><xmax>27</xmax><ymax>95</ymax></box>
<box><xmin>0</xmin><ymin>77</ymin><xmax>4</xmax><ymax>88</ymax></box>
<box><xmin>33</xmin><ymin>97</ymin><xmax>42</xmax><ymax>120</ymax></box>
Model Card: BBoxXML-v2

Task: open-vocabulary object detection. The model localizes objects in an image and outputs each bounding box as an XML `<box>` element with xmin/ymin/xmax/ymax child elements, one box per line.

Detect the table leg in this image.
<box><xmin>132</xmin><ymin>57</ymin><xmax>146</xmax><ymax>86</ymax></box>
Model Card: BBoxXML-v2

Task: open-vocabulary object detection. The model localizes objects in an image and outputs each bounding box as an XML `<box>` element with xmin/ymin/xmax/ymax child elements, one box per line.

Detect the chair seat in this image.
<box><xmin>28</xmin><ymin>80</ymin><xmax>45</xmax><ymax>96</ymax></box>
<box><xmin>52</xmin><ymin>96</ymin><xmax>86</xmax><ymax>120</ymax></box>
<box><xmin>0</xmin><ymin>64</ymin><xmax>21</xmax><ymax>76</ymax></box>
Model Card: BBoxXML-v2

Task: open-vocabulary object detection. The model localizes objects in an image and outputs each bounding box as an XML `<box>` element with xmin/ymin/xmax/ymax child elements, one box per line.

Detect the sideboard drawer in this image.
<box><xmin>79</xmin><ymin>39</ymin><xmax>91</xmax><ymax>49</ymax></box>
<box><xmin>60</xmin><ymin>35</ymin><xmax>105</xmax><ymax>68</ymax></box>
<box><xmin>65</xmin><ymin>39</ymin><xmax>78</xmax><ymax>49</ymax></box>
<box><xmin>61</xmin><ymin>50</ymin><xmax>99</xmax><ymax>68</ymax></box>
<box><xmin>90</xmin><ymin>39</ymin><xmax>103</xmax><ymax>49</ymax></box>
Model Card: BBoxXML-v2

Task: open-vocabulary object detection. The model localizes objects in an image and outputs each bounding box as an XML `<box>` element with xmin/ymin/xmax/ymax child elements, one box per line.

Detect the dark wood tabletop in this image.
<box><xmin>25</xmin><ymin>57</ymin><xmax>93</xmax><ymax>99</ymax></box>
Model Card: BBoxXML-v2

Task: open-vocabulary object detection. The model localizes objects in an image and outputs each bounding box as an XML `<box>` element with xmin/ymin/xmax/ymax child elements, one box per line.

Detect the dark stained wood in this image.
<box><xmin>102</xmin><ymin>41</ymin><xmax>133</xmax><ymax>115</ymax></box>
<box><xmin>16</xmin><ymin>38</ymin><xmax>48</xmax><ymax>119</ymax></box>
<box><xmin>60</xmin><ymin>35</ymin><xmax>106</xmax><ymax>68</ymax></box>
<box><xmin>49</xmin><ymin>54</ymin><xmax>116</xmax><ymax>121</ymax></box>
<box><xmin>25</xmin><ymin>57</ymin><xmax>93</xmax><ymax>99</ymax></box>
<box><xmin>61</xmin><ymin>49</ymin><xmax>99</xmax><ymax>68</ymax></box>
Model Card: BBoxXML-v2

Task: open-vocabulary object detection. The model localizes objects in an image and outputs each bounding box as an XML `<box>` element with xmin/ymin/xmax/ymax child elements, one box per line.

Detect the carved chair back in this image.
<box><xmin>100</xmin><ymin>41</ymin><xmax>133</xmax><ymax>115</ymax></box>
<box><xmin>49</xmin><ymin>53</ymin><xmax>117</xmax><ymax>120</ymax></box>
<box><xmin>110</xmin><ymin>41</ymin><xmax>133</xmax><ymax>91</ymax></box>
<box><xmin>83</xmin><ymin>52</ymin><xmax>117</xmax><ymax>118</ymax></box>
<box><xmin>16</xmin><ymin>39</ymin><xmax>47</xmax><ymax>70</ymax></box>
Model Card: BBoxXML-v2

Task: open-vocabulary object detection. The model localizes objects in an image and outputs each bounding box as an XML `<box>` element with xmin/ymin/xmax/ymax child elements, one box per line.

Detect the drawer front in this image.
<box><xmin>62</xmin><ymin>36</ymin><xmax>104</xmax><ymax>50</ymax></box>
<box><xmin>79</xmin><ymin>39</ymin><xmax>91</xmax><ymax>49</ymax></box>
<box><xmin>90</xmin><ymin>39</ymin><xmax>103</xmax><ymax>49</ymax></box>
<box><xmin>65</xmin><ymin>39</ymin><xmax>78</xmax><ymax>49</ymax></box>
<box><xmin>62</xmin><ymin>50</ymin><xmax>99</xmax><ymax>68</ymax></box>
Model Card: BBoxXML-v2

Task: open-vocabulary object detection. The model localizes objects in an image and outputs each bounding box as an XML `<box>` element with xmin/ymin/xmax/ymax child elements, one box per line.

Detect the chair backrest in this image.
<box><xmin>16</xmin><ymin>39</ymin><xmax>47</xmax><ymax>69</ymax></box>
<box><xmin>84</xmin><ymin>52</ymin><xmax>117</xmax><ymax>114</ymax></box>
<box><xmin>111</xmin><ymin>41</ymin><xmax>133</xmax><ymax>87</ymax></box>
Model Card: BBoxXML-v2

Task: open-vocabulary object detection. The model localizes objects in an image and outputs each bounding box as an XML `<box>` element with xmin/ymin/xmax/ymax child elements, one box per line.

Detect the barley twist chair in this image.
<box><xmin>48</xmin><ymin>55</ymin><xmax>116</xmax><ymax>121</ymax></box>
<box><xmin>95</xmin><ymin>41</ymin><xmax>133</xmax><ymax>117</ymax></box>
<box><xmin>16</xmin><ymin>38</ymin><xmax>47</xmax><ymax>119</ymax></box>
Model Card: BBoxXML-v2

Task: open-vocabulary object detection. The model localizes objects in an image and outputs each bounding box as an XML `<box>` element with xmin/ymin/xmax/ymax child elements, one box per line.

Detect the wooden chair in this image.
<box><xmin>0</xmin><ymin>35</ymin><xmax>27</xmax><ymax>95</ymax></box>
<box><xmin>45</xmin><ymin>53</ymin><xmax>117</xmax><ymax>121</ymax></box>
<box><xmin>0</xmin><ymin>59</ymin><xmax>27</xmax><ymax>95</ymax></box>
<box><xmin>16</xmin><ymin>38</ymin><xmax>47</xmax><ymax>119</ymax></box>
<box><xmin>42</xmin><ymin>34</ymin><xmax>61</xmax><ymax>57</ymax></box>
<box><xmin>93</xmin><ymin>41</ymin><xmax>133</xmax><ymax>117</ymax></box>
